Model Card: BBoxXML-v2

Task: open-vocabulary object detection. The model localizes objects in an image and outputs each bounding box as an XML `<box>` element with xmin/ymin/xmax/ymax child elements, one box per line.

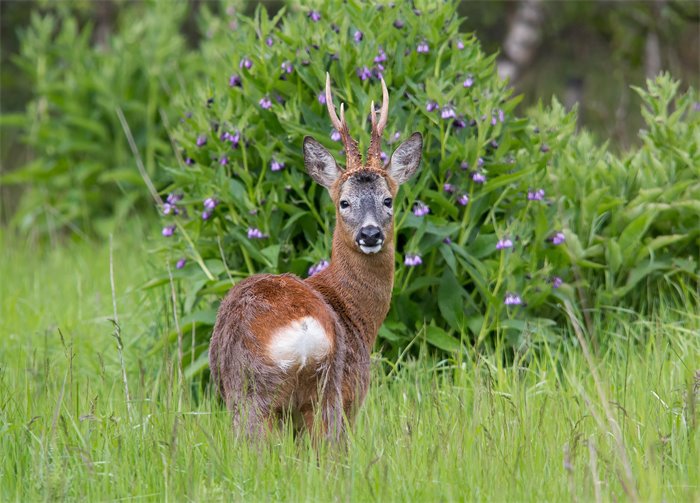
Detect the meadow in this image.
<box><xmin>1</xmin><ymin>227</ymin><xmax>697</xmax><ymax>501</ymax></box>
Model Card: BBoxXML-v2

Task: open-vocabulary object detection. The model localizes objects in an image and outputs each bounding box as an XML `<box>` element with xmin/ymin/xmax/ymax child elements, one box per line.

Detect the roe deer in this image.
<box><xmin>209</xmin><ymin>73</ymin><xmax>422</xmax><ymax>440</ymax></box>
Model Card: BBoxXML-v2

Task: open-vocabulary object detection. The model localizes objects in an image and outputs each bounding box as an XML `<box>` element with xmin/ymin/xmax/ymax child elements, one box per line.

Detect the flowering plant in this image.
<box><xmin>154</xmin><ymin>0</ymin><xmax>571</xmax><ymax>369</ymax></box>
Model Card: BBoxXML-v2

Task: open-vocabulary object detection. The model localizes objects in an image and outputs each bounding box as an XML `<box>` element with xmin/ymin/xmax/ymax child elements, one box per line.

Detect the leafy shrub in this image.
<box><xmin>530</xmin><ymin>74</ymin><xmax>699</xmax><ymax>313</ymax></box>
<box><xmin>2</xmin><ymin>2</ymin><xmax>193</xmax><ymax>237</ymax></box>
<box><xmin>154</xmin><ymin>0</ymin><xmax>573</xmax><ymax>374</ymax></box>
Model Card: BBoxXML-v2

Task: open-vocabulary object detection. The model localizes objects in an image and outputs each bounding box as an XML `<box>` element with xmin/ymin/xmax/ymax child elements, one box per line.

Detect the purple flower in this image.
<box><xmin>453</xmin><ymin>118</ymin><xmax>467</xmax><ymax>129</ymax></box>
<box><xmin>472</xmin><ymin>172</ymin><xmax>486</xmax><ymax>184</ymax></box>
<box><xmin>176</xmin><ymin>258</ymin><xmax>186</xmax><ymax>269</ymax></box>
<box><xmin>204</xmin><ymin>197</ymin><xmax>218</xmax><ymax>211</ymax></box>
<box><xmin>239</xmin><ymin>57</ymin><xmax>252</xmax><ymax>70</ymax></box>
<box><xmin>308</xmin><ymin>259</ymin><xmax>330</xmax><ymax>277</ymax></box>
<box><xmin>162</xmin><ymin>203</ymin><xmax>174</xmax><ymax>215</ymax></box>
<box><xmin>220</xmin><ymin>156</ymin><xmax>228</xmax><ymax>166</ymax></box>
<box><xmin>318</xmin><ymin>92</ymin><xmax>327</xmax><ymax>105</ymax></box>
<box><xmin>463</xmin><ymin>76</ymin><xmax>474</xmax><ymax>88</ymax></box>
<box><xmin>456</xmin><ymin>39</ymin><xmax>465</xmax><ymax>50</ymax></box>
<box><xmin>443</xmin><ymin>237</ymin><xmax>452</xmax><ymax>244</ymax></box>
<box><xmin>527</xmin><ymin>189</ymin><xmax>545</xmax><ymax>201</ymax></box>
<box><xmin>228</xmin><ymin>131</ymin><xmax>241</xmax><ymax>148</ymax></box>
<box><xmin>281</xmin><ymin>61</ymin><xmax>294</xmax><ymax>74</ymax></box>
<box><xmin>552</xmin><ymin>276</ymin><xmax>563</xmax><ymax>289</ymax></box>
<box><xmin>551</xmin><ymin>232</ymin><xmax>566</xmax><ymax>245</ymax></box>
<box><xmin>504</xmin><ymin>293</ymin><xmax>523</xmax><ymax>306</ymax></box>
<box><xmin>229</xmin><ymin>74</ymin><xmax>242</xmax><ymax>87</ymax></box>
<box><xmin>416</xmin><ymin>41</ymin><xmax>429</xmax><ymax>54</ymax></box>
<box><xmin>247</xmin><ymin>227</ymin><xmax>266</xmax><ymax>239</ymax></box>
<box><xmin>460</xmin><ymin>161</ymin><xmax>469</xmax><ymax>171</ymax></box>
<box><xmin>330</xmin><ymin>129</ymin><xmax>341</xmax><ymax>142</ymax></box>
<box><xmin>477</xmin><ymin>157</ymin><xmax>484</xmax><ymax>167</ymax></box>
<box><xmin>393</xmin><ymin>19</ymin><xmax>405</xmax><ymax>29</ymax></box>
<box><xmin>457</xmin><ymin>194</ymin><xmax>469</xmax><ymax>206</ymax></box>
<box><xmin>380</xmin><ymin>151</ymin><xmax>387</xmax><ymax>163</ymax></box>
<box><xmin>201</xmin><ymin>211</ymin><xmax>212</xmax><ymax>221</ymax></box>
<box><xmin>443</xmin><ymin>183</ymin><xmax>455</xmax><ymax>193</ymax></box>
<box><xmin>404</xmin><ymin>254</ymin><xmax>423</xmax><ymax>267</ymax></box>
<box><xmin>270</xmin><ymin>159</ymin><xmax>285</xmax><ymax>172</ymax></box>
<box><xmin>374</xmin><ymin>48</ymin><xmax>387</xmax><ymax>64</ymax></box>
<box><xmin>357</xmin><ymin>66</ymin><xmax>372</xmax><ymax>81</ymax></box>
<box><xmin>426</xmin><ymin>100</ymin><xmax>439</xmax><ymax>112</ymax></box>
<box><xmin>185</xmin><ymin>157</ymin><xmax>194</xmax><ymax>166</ymax></box>
<box><xmin>265</xmin><ymin>36</ymin><xmax>274</xmax><ymax>47</ymax></box>
<box><xmin>196</xmin><ymin>135</ymin><xmax>207</xmax><ymax>147</ymax></box>
<box><xmin>491</xmin><ymin>115</ymin><xmax>497</xmax><ymax>126</ymax></box>
<box><xmin>308</xmin><ymin>10</ymin><xmax>321</xmax><ymax>22</ymax></box>
<box><xmin>441</xmin><ymin>105</ymin><xmax>456</xmax><ymax>120</ymax></box>
<box><xmin>162</xmin><ymin>225</ymin><xmax>175</xmax><ymax>237</ymax></box>
<box><xmin>540</xmin><ymin>144</ymin><xmax>550</xmax><ymax>153</ymax></box>
<box><xmin>413</xmin><ymin>201</ymin><xmax>430</xmax><ymax>217</ymax></box>
<box><xmin>496</xmin><ymin>238</ymin><xmax>513</xmax><ymax>250</ymax></box>
<box><xmin>353</xmin><ymin>30</ymin><xmax>363</xmax><ymax>42</ymax></box>
<box><xmin>498</xmin><ymin>109</ymin><xmax>505</xmax><ymax>123</ymax></box>
<box><xmin>259</xmin><ymin>96</ymin><xmax>272</xmax><ymax>110</ymax></box>
<box><xmin>166</xmin><ymin>193</ymin><xmax>182</xmax><ymax>205</ymax></box>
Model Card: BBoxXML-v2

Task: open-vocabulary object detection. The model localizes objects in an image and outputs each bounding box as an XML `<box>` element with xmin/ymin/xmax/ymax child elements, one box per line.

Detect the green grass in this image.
<box><xmin>1</xmin><ymin>229</ymin><xmax>698</xmax><ymax>501</ymax></box>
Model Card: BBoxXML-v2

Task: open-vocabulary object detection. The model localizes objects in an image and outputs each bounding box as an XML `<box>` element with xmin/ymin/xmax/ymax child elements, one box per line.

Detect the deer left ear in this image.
<box><xmin>387</xmin><ymin>132</ymin><xmax>422</xmax><ymax>184</ymax></box>
<box><xmin>303</xmin><ymin>136</ymin><xmax>341</xmax><ymax>189</ymax></box>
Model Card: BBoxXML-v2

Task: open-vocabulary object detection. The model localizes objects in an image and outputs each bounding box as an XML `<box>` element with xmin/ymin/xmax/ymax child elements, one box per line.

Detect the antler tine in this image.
<box><xmin>325</xmin><ymin>72</ymin><xmax>362</xmax><ymax>170</ymax></box>
<box><xmin>325</xmin><ymin>73</ymin><xmax>343</xmax><ymax>133</ymax></box>
<box><xmin>367</xmin><ymin>77</ymin><xmax>390</xmax><ymax>168</ymax></box>
<box><xmin>377</xmin><ymin>77</ymin><xmax>389</xmax><ymax>135</ymax></box>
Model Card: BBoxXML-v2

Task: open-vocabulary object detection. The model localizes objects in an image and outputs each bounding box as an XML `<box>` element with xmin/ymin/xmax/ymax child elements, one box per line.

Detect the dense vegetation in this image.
<box><xmin>0</xmin><ymin>2</ymin><xmax>698</xmax><ymax>499</ymax></box>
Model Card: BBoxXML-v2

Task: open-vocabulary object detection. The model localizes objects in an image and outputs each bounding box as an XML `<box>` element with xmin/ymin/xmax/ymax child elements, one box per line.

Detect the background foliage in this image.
<box><xmin>149</xmin><ymin>1</ymin><xmax>698</xmax><ymax>376</ymax></box>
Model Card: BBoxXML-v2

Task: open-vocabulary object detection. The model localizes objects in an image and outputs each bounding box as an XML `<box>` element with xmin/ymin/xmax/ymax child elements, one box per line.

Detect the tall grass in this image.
<box><xmin>0</xmin><ymin>231</ymin><xmax>698</xmax><ymax>501</ymax></box>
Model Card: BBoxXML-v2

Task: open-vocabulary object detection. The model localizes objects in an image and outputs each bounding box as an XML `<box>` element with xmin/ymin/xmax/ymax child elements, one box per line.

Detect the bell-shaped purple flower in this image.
<box><xmin>426</xmin><ymin>100</ymin><xmax>439</xmax><ymax>112</ymax></box>
<box><xmin>404</xmin><ymin>254</ymin><xmax>423</xmax><ymax>267</ymax></box>
<box><xmin>229</xmin><ymin>74</ymin><xmax>242</xmax><ymax>87</ymax></box>
<box><xmin>259</xmin><ymin>96</ymin><xmax>272</xmax><ymax>110</ymax></box>
<box><xmin>176</xmin><ymin>258</ymin><xmax>186</xmax><ymax>269</ymax></box>
<box><xmin>441</xmin><ymin>105</ymin><xmax>456</xmax><ymax>120</ymax></box>
<box><xmin>162</xmin><ymin>225</ymin><xmax>175</xmax><ymax>237</ymax></box>
<box><xmin>353</xmin><ymin>30</ymin><xmax>363</xmax><ymax>42</ymax></box>
<box><xmin>504</xmin><ymin>293</ymin><xmax>523</xmax><ymax>306</ymax></box>
<box><xmin>416</xmin><ymin>41</ymin><xmax>429</xmax><ymax>53</ymax></box>
<box><xmin>496</xmin><ymin>238</ymin><xmax>513</xmax><ymax>250</ymax></box>
<box><xmin>472</xmin><ymin>172</ymin><xmax>486</xmax><ymax>184</ymax></box>
<box><xmin>308</xmin><ymin>10</ymin><xmax>321</xmax><ymax>22</ymax></box>
<box><xmin>357</xmin><ymin>66</ymin><xmax>372</xmax><ymax>81</ymax></box>
<box><xmin>281</xmin><ymin>61</ymin><xmax>294</xmax><ymax>74</ymax></box>
<box><xmin>196</xmin><ymin>135</ymin><xmax>207</xmax><ymax>147</ymax></box>
<box><xmin>527</xmin><ymin>189</ymin><xmax>545</xmax><ymax>201</ymax></box>
<box><xmin>270</xmin><ymin>159</ymin><xmax>285</xmax><ymax>172</ymax></box>
<box><xmin>204</xmin><ymin>197</ymin><xmax>218</xmax><ymax>211</ymax></box>
<box><xmin>457</xmin><ymin>194</ymin><xmax>469</xmax><ymax>206</ymax></box>
<box><xmin>551</xmin><ymin>232</ymin><xmax>566</xmax><ymax>245</ymax></box>
<box><xmin>239</xmin><ymin>57</ymin><xmax>252</xmax><ymax>70</ymax></box>
<box><xmin>412</xmin><ymin>201</ymin><xmax>430</xmax><ymax>217</ymax></box>
<box><xmin>308</xmin><ymin>259</ymin><xmax>330</xmax><ymax>277</ymax></box>
<box><xmin>330</xmin><ymin>129</ymin><xmax>341</xmax><ymax>142</ymax></box>
<box><xmin>552</xmin><ymin>276</ymin><xmax>563</xmax><ymax>289</ymax></box>
<box><xmin>463</xmin><ymin>76</ymin><xmax>474</xmax><ymax>88</ymax></box>
<box><xmin>247</xmin><ymin>227</ymin><xmax>266</xmax><ymax>239</ymax></box>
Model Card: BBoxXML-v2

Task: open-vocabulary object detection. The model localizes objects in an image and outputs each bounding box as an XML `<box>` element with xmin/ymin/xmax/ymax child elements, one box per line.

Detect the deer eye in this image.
<box><xmin>339</xmin><ymin>200</ymin><xmax>350</xmax><ymax>209</ymax></box>
<box><xmin>383</xmin><ymin>197</ymin><xmax>393</xmax><ymax>208</ymax></box>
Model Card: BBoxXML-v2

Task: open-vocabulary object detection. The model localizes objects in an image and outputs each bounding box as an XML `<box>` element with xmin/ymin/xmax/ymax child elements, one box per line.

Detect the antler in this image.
<box><xmin>325</xmin><ymin>73</ymin><xmax>362</xmax><ymax>170</ymax></box>
<box><xmin>367</xmin><ymin>77</ymin><xmax>389</xmax><ymax>169</ymax></box>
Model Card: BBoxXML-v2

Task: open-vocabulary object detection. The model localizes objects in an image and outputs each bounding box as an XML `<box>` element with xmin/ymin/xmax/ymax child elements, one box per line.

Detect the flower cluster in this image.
<box><xmin>412</xmin><ymin>201</ymin><xmax>430</xmax><ymax>217</ymax></box>
<box><xmin>551</xmin><ymin>232</ymin><xmax>566</xmax><ymax>245</ymax></box>
<box><xmin>308</xmin><ymin>259</ymin><xmax>330</xmax><ymax>277</ymax></box>
<box><xmin>404</xmin><ymin>254</ymin><xmax>423</xmax><ymax>267</ymax></box>
<box><xmin>496</xmin><ymin>238</ymin><xmax>513</xmax><ymax>250</ymax></box>
<box><xmin>528</xmin><ymin>189</ymin><xmax>545</xmax><ymax>201</ymax></box>
<box><xmin>202</xmin><ymin>197</ymin><xmax>218</xmax><ymax>220</ymax></box>
<box><xmin>247</xmin><ymin>227</ymin><xmax>267</xmax><ymax>240</ymax></box>
<box><xmin>504</xmin><ymin>293</ymin><xmax>523</xmax><ymax>305</ymax></box>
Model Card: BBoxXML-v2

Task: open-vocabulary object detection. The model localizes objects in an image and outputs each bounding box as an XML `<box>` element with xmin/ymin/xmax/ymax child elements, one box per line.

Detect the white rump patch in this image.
<box><xmin>268</xmin><ymin>316</ymin><xmax>331</xmax><ymax>370</ymax></box>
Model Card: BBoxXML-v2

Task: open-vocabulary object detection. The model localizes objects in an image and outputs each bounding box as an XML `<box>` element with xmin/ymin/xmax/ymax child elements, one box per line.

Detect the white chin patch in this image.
<box><xmin>359</xmin><ymin>243</ymin><xmax>383</xmax><ymax>254</ymax></box>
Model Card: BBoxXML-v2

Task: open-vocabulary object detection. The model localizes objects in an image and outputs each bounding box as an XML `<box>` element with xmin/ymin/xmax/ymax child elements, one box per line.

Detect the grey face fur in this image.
<box><xmin>338</xmin><ymin>172</ymin><xmax>393</xmax><ymax>254</ymax></box>
<box><xmin>303</xmin><ymin>133</ymin><xmax>423</xmax><ymax>255</ymax></box>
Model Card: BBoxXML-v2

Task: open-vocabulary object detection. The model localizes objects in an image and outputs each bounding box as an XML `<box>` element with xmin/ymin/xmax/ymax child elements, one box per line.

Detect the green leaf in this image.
<box><xmin>424</xmin><ymin>325</ymin><xmax>462</xmax><ymax>353</ymax></box>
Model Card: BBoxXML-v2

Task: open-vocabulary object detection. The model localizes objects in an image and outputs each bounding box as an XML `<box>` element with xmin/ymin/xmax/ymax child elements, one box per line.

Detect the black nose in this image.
<box><xmin>358</xmin><ymin>226</ymin><xmax>383</xmax><ymax>246</ymax></box>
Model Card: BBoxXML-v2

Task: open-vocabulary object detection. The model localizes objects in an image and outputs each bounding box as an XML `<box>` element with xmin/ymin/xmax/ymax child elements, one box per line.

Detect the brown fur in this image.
<box><xmin>209</xmin><ymin>177</ymin><xmax>397</xmax><ymax>440</ymax></box>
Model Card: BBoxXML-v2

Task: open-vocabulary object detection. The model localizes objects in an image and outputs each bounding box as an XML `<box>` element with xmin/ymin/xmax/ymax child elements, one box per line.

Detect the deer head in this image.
<box><xmin>303</xmin><ymin>74</ymin><xmax>423</xmax><ymax>255</ymax></box>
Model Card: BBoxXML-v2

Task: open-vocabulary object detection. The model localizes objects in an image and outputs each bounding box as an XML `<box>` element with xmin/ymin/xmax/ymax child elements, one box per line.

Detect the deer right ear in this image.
<box><xmin>303</xmin><ymin>136</ymin><xmax>342</xmax><ymax>189</ymax></box>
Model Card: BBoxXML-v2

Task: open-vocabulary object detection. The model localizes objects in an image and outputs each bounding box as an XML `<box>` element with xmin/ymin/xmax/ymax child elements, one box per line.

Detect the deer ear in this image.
<box><xmin>387</xmin><ymin>132</ymin><xmax>422</xmax><ymax>184</ymax></box>
<box><xmin>303</xmin><ymin>136</ymin><xmax>341</xmax><ymax>188</ymax></box>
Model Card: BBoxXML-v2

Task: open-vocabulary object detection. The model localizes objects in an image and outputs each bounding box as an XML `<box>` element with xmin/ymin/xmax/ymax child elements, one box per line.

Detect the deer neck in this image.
<box><xmin>306</xmin><ymin>226</ymin><xmax>395</xmax><ymax>349</ymax></box>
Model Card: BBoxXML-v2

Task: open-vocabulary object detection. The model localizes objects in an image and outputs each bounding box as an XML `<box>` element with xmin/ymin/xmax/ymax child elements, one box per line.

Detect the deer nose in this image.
<box><xmin>357</xmin><ymin>226</ymin><xmax>383</xmax><ymax>246</ymax></box>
